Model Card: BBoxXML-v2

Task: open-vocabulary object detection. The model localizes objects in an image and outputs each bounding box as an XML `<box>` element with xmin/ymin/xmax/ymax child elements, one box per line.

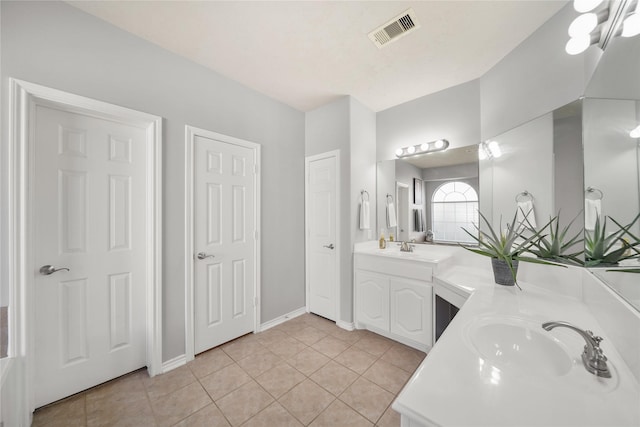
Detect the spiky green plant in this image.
<box><xmin>585</xmin><ymin>213</ymin><xmax>640</xmax><ymax>267</ymax></box>
<box><xmin>460</xmin><ymin>211</ymin><xmax>561</xmax><ymax>288</ymax></box>
<box><xmin>523</xmin><ymin>212</ymin><xmax>584</xmax><ymax>265</ymax></box>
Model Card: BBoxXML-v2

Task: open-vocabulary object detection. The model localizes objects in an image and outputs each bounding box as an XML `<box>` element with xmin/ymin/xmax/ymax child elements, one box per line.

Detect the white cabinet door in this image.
<box><xmin>355</xmin><ymin>271</ymin><xmax>389</xmax><ymax>331</ymax></box>
<box><xmin>390</xmin><ymin>278</ymin><xmax>433</xmax><ymax>346</ymax></box>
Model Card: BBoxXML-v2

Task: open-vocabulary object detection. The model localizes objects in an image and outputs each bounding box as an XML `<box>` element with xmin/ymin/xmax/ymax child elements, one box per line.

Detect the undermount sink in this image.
<box><xmin>466</xmin><ymin>319</ymin><xmax>573</xmax><ymax>377</ymax></box>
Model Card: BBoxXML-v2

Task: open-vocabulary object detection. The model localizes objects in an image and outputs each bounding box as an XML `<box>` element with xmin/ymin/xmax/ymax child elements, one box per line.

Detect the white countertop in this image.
<box><xmin>354</xmin><ymin>240</ymin><xmax>455</xmax><ymax>264</ymax></box>
<box><xmin>393</xmin><ymin>265</ymin><xmax>640</xmax><ymax>426</ymax></box>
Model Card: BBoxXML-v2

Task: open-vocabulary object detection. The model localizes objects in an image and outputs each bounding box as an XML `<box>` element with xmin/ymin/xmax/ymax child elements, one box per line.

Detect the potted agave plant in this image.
<box><xmin>585</xmin><ymin>213</ymin><xmax>640</xmax><ymax>267</ymax></box>
<box><xmin>522</xmin><ymin>212</ymin><xmax>584</xmax><ymax>266</ymax></box>
<box><xmin>461</xmin><ymin>210</ymin><xmax>554</xmax><ymax>289</ymax></box>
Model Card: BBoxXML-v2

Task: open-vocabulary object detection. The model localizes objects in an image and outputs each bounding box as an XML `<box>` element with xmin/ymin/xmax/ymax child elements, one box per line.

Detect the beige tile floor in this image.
<box><xmin>33</xmin><ymin>313</ymin><xmax>426</xmax><ymax>427</ymax></box>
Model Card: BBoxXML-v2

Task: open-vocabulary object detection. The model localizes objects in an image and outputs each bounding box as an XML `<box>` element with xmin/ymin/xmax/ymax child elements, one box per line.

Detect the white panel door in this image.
<box><xmin>355</xmin><ymin>271</ymin><xmax>389</xmax><ymax>331</ymax></box>
<box><xmin>390</xmin><ymin>278</ymin><xmax>433</xmax><ymax>346</ymax></box>
<box><xmin>194</xmin><ymin>135</ymin><xmax>256</xmax><ymax>354</ymax></box>
<box><xmin>307</xmin><ymin>155</ymin><xmax>337</xmax><ymax>320</ymax></box>
<box><xmin>34</xmin><ymin>105</ymin><xmax>147</xmax><ymax>407</ymax></box>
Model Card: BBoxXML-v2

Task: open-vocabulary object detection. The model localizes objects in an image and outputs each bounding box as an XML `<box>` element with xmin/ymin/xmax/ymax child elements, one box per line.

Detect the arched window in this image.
<box><xmin>431</xmin><ymin>181</ymin><xmax>478</xmax><ymax>243</ymax></box>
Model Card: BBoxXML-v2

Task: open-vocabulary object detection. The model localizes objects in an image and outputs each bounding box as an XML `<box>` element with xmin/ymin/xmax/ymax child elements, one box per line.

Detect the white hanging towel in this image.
<box><xmin>516</xmin><ymin>200</ymin><xmax>536</xmax><ymax>228</ymax></box>
<box><xmin>386</xmin><ymin>202</ymin><xmax>397</xmax><ymax>228</ymax></box>
<box><xmin>359</xmin><ymin>200</ymin><xmax>370</xmax><ymax>230</ymax></box>
<box><xmin>585</xmin><ymin>198</ymin><xmax>601</xmax><ymax>231</ymax></box>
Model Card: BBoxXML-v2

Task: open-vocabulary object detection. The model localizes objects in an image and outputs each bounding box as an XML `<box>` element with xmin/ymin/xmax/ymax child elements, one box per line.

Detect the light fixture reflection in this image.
<box><xmin>574</xmin><ymin>0</ymin><xmax>604</xmax><ymax>13</ymax></box>
<box><xmin>479</xmin><ymin>140</ymin><xmax>502</xmax><ymax>160</ymax></box>
<box><xmin>565</xmin><ymin>34</ymin><xmax>593</xmax><ymax>55</ymax></box>
<box><xmin>568</xmin><ymin>13</ymin><xmax>598</xmax><ymax>37</ymax></box>
<box><xmin>395</xmin><ymin>139</ymin><xmax>450</xmax><ymax>158</ymax></box>
<box><xmin>630</xmin><ymin>125</ymin><xmax>640</xmax><ymax>138</ymax></box>
<box><xmin>622</xmin><ymin>12</ymin><xmax>640</xmax><ymax>37</ymax></box>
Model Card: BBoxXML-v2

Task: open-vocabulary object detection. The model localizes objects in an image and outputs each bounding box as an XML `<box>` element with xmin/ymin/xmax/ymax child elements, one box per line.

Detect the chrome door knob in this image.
<box><xmin>196</xmin><ymin>252</ymin><xmax>215</xmax><ymax>260</ymax></box>
<box><xmin>323</xmin><ymin>244</ymin><xmax>335</xmax><ymax>250</ymax></box>
<box><xmin>39</xmin><ymin>265</ymin><xmax>70</xmax><ymax>275</ymax></box>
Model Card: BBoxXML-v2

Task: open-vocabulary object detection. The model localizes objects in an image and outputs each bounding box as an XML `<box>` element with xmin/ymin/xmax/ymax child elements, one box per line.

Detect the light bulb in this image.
<box><xmin>488</xmin><ymin>140</ymin><xmax>502</xmax><ymax>158</ymax></box>
<box><xmin>630</xmin><ymin>125</ymin><xmax>640</xmax><ymax>138</ymax></box>
<box><xmin>622</xmin><ymin>13</ymin><xmax>640</xmax><ymax>37</ymax></box>
<box><xmin>573</xmin><ymin>0</ymin><xmax>603</xmax><ymax>13</ymax></box>
<box><xmin>407</xmin><ymin>145</ymin><xmax>416</xmax><ymax>155</ymax></box>
<box><xmin>434</xmin><ymin>139</ymin><xmax>444</xmax><ymax>149</ymax></box>
<box><xmin>420</xmin><ymin>143</ymin><xmax>430</xmax><ymax>152</ymax></box>
<box><xmin>568</xmin><ymin>13</ymin><xmax>598</xmax><ymax>37</ymax></box>
<box><xmin>565</xmin><ymin>35</ymin><xmax>592</xmax><ymax>55</ymax></box>
<box><xmin>478</xmin><ymin>144</ymin><xmax>487</xmax><ymax>160</ymax></box>
<box><xmin>395</xmin><ymin>148</ymin><xmax>403</xmax><ymax>157</ymax></box>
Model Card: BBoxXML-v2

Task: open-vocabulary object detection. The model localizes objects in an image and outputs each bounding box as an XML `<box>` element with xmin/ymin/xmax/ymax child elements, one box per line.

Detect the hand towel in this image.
<box><xmin>585</xmin><ymin>198</ymin><xmax>601</xmax><ymax>231</ymax></box>
<box><xmin>386</xmin><ymin>202</ymin><xmax>397</xmax><ymax>228</ymax></box>
<box><xmin>359</xmin><ymin>200</ymin><xmax>370</xmax><ymax>230</ymax></box>
<box><xmin>516</xmin><ymin>200</ymin><xmax>536</xmax><ymax>228</ymax></box>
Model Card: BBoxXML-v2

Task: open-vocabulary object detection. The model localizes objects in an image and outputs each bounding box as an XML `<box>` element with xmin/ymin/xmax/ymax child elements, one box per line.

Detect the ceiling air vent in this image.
<box><xmin>368</xmin><ymin>9</ymin><xmax>420</xmax><ymax>49</ymax></box>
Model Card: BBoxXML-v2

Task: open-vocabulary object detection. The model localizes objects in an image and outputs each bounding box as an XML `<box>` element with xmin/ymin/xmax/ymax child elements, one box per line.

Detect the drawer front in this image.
<box><xmin>355</xmin><ymin>254</ymin><xmax>433</xmax><ymax>282</ymax></box>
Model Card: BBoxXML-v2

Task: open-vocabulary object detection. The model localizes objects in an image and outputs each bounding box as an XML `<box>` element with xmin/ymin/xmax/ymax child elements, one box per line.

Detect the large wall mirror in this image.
<box><xmin>376</xmin><ymin>146</ymin><xmax>479</xmax><ymax>244</ymax></box>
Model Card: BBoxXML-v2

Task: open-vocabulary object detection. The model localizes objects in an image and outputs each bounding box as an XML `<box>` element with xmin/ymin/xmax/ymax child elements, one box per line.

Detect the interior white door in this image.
<box><xmin>194</xmin><ymin>135</ymin><xmax>256</xmax><ymax>354</ymax></box>
<box><xmin>306</xmin><ymin>154</ymin><xmax>337</xmax><ymax>321</ymax></box>
<box><xmin>34</xmin><ymin>105</ymin><xmax>147</xmax><ymax>407</ymax></box>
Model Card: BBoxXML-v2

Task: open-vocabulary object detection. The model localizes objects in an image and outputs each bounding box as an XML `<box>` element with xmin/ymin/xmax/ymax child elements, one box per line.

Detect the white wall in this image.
<box><xmin>376</xmin><ymin>80</ymin><xmax>481</xmax><ymax>161</ymax></box>
<box><xmin>349</xmin><ymin>98</ymin><xmax>377</xmax><ymax>322</ymax></box>
<box><xmin>1</xmin><ymin>0</ymin><xmax>306</xmax><ymax>362</ymax></box>
<box><xmin>479</xmin><ymin>3</ymin><xmax>596</xmax><ymax>140</ymax></box>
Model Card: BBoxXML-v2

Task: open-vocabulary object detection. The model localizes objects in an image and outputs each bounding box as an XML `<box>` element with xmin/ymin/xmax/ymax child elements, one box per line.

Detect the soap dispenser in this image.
<box><xmin>379</xmin><ymin>229</ymin><xmax>386</xmax><ymax>249</ymax></box>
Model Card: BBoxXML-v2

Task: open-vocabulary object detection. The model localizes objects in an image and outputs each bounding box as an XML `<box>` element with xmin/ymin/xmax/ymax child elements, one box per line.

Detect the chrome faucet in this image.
<box><xmin>400</xmin><ymin>241</ymin><xmax>414</xmax><ymax>252</ymax></box>
<box><xmin>542</xmin><ymin>321</ymin><xmax>611</xmax><ymax>378</ymax></box>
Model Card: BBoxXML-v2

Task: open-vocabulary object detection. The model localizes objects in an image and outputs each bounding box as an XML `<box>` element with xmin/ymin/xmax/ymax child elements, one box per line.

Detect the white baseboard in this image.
<box><xmin>337</xmin><ymin>320</ymin><xmax>355</xmax><ymax>331</ymax></box>
<box><xmin>259</xmin><ymin>307</ymin><xmax>307</xmax><ymax>332</ymax></box>
<box><xmin>162</xmin><ymin>354</ymin><xmax>187</xmax><ymax>374</ymax></box>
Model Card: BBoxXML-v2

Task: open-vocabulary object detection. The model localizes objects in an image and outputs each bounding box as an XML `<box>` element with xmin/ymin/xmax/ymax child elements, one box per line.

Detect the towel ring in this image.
<box><xmin>360</xmin><ymin>190</ymin><xmax>370</xmax><ymax>201</ymax></box>
<box><xmin>585</xmin><ymin>186</ymin><xmax>604</xmax><ymax>200</ymax></box>
<box><xmin>515</xmin><ymin>190</ymin><xmax>533</xmax><ymax>203</ymax></box>
<box><xmin>386</xmin><ymin>194</ymin><xmax>393</xmax><ymax>204</ymax></box>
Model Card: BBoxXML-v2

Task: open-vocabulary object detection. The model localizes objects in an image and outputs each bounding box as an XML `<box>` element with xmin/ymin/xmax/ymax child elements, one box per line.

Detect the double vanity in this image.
<box><xmin>353</xmin><ymin>241</ymin><xmax>640</xmax><ymax>427</ymax></box>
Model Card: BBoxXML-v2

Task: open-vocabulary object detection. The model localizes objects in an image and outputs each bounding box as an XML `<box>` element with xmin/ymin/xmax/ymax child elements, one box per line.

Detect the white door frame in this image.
<box><xmin>184</xmin><ymin>125</ymin><xmax>261</xmax><ymax>361</ymax></box>
<box><xmin>304</xmin><ymin>150</ymin><xmax>341</xmax><ymax>322</ymax></box>
<box><xmin>8</xmin><ymin>78</ymin><xmax>163</xmax><ymax>417</ymax></box>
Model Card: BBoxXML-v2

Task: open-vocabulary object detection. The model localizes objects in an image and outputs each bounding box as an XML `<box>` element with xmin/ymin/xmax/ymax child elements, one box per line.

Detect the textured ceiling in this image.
<box><xmin>68</xmin><ymin>1</ymin><xmax>567</xmax><ymax>112</ymax></box>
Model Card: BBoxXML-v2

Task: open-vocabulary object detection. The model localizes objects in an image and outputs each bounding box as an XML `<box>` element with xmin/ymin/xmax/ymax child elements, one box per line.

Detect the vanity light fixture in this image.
<box><xmin>566</xmin><ymin>0</ymin><xmax>640</xmax><ymax>55</ymax></box>
<box><xmin>478</xmin><ymin>140</ymin><xmax>502</xmax><ymax>160</ymax></box>
<box><xmin>566</xmin><ymin>6</ymin><xmax>609</xmax><ymax>55</ymax></box>
<box><xmin>630</xmin><ymin>125</ymin><xmax>640</xmax><ymax>138</ymax></box>
<box><xmin>395</xmin><ymin>139</ymin><xmax>449</xmax><ymax>158</ymax></box>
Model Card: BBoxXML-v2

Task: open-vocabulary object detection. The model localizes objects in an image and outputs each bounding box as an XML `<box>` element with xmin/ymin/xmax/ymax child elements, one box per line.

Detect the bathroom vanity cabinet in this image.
<box><xmin>354</xmin><ymin>252</ymin><xmax>435</xmax><ymax>350</ymax></box>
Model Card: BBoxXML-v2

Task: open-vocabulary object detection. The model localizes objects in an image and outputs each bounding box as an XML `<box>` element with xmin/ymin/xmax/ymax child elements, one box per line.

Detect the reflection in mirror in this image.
<box><xmin>376</xmin><ymin>145</ymin><xmax>479</xmax><ymax>244</ymax></box>
<box><xmin>583</xmin><ymin>97</ymin><xmax>640</xmax><ymax>244</ymax></box>
<box><xmin>480</xmin><ymin>99</ymin><xmax>584</xmax><ymax>260</ymax></box>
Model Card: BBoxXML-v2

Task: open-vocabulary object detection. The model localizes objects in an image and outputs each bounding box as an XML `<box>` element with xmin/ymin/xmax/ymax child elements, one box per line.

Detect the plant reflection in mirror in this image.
<box><xmin>523</xmin><ymin>212</ymin><xmax>584</xmax><ymax>266</ymax></box>
<box><xmin>585</xmin><ymin>213</ymin><xmax>640</xmax><ymax>267</ymax></box>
